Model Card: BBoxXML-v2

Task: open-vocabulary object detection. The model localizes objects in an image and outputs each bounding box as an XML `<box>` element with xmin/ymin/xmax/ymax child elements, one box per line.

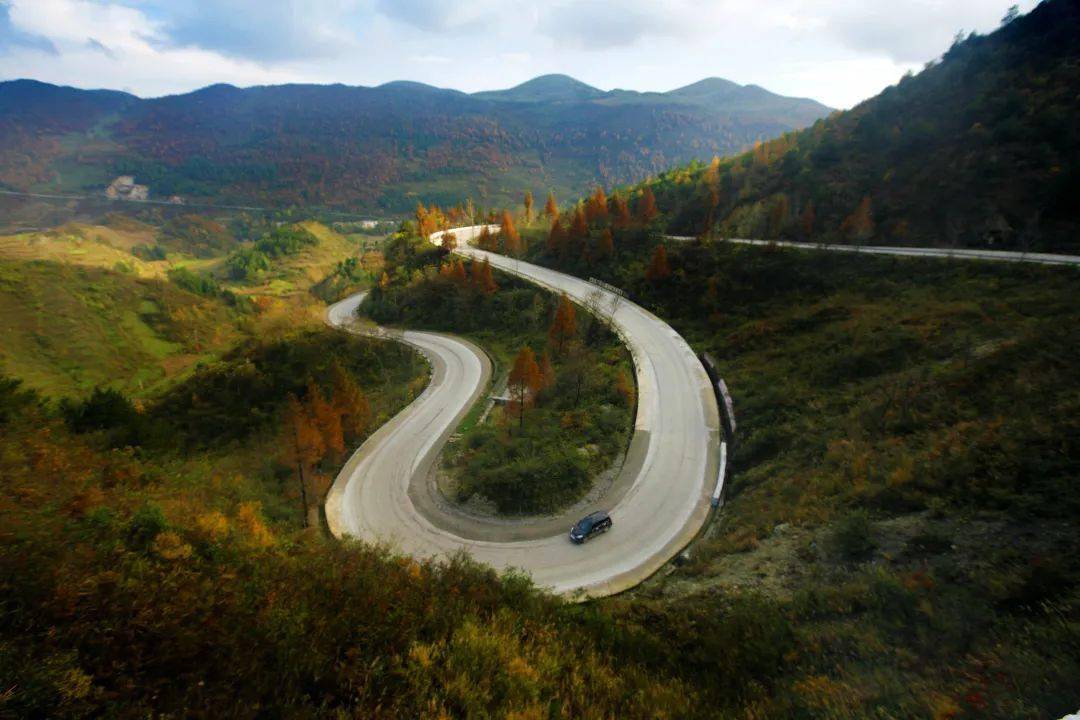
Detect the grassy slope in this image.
<box><xmin>0</xmin><ymin>260</ymin><xmax>242</xmax><ymax>398</ymax></box>
<box><xmin>0</xmin><ymin>214</ymin><xmax>371</xmax><ymax>400</ymax></box>
<box><xmin>530</xmin><ymin>221</ymin><xmax>1080</xmax><ymax>716</ymax></box>
<box><xmin>0</xmin><ymin>222</ymin><xmax>166</xmax><ymax>277</ymax></box>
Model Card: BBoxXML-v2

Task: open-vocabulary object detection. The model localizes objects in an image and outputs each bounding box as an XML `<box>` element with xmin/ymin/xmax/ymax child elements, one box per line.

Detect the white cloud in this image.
<box><xmin>1</xmin><ymin>0</ymin><xmax>307</xmax><ymax>94</ymax></box>
<box><xmin>0</xmin><ymin>0</ymin><xmax>1044</xmax><ymax>107</ymax></box>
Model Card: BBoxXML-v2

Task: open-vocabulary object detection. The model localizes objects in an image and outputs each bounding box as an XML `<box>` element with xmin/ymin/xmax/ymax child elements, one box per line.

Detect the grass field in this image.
<box><xmin>0</xmin><ymin>260</ymin><xmax>244</xmax><ymax>399</ymax></box>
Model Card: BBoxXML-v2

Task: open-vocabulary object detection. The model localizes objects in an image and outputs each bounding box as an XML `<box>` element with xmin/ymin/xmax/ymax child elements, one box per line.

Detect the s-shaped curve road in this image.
<box><xmin>326</xmin><ymin>226</ymin><xmax>720</xmax><ymax>599</ymax></box>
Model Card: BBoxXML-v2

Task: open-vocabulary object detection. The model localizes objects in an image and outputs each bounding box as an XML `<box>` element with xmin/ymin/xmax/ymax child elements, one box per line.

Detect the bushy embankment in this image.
<box><xmin>523</xmin><ymin>214</ymin><xmax>1080</xmax><ymax>717</ymax></box>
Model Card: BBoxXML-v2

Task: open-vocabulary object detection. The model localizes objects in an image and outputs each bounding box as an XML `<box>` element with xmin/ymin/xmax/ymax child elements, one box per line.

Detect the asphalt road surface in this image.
<box><xmin>325</xmin><ymin>226</ymin><xmax>720</xmax><ymax>599</ymax></box>
<box><xmin>664</xmin><ymin>235</ymin><xmax>1080</xmax><ymax>266</ymax></box>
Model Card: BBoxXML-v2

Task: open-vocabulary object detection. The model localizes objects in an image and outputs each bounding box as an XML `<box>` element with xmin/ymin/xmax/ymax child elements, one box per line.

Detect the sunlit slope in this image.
<box><xmin>0</xmin><ymin>260</ymin><xmax>240</xmax><ymax>398</ymax></box>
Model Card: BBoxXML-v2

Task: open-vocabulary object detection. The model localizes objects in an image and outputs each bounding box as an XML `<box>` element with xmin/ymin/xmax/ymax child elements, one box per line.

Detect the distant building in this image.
<box><xmin>105</xmin><ymin>176</ymin><xmax>149</xmax><ymax>202</ymax></box>
<box><xmin>167</xmin><ymin>195</ymin><xmax>185</xmax><ymax>205</ymax></box>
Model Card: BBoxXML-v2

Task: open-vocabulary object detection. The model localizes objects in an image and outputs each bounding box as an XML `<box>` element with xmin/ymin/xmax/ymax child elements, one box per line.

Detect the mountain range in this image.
<box><xmin>0</xmin><ymin>74</ymin><xmax>830</xmax><ymax>213</ymax></box>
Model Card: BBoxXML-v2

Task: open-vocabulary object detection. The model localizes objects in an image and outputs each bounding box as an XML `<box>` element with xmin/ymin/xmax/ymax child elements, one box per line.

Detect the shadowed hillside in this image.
<box><xmin>638</xmin><ymin>0</ymin><xmax>1080</xmax><ymax>253</ymax></box>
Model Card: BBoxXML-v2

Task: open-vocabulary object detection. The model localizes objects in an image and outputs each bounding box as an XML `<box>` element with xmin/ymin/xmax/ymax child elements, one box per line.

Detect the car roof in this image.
<box><xmin>584</xmin><ymin>510</ymin><xmax>608</xmax><ymax>521</ymax></box>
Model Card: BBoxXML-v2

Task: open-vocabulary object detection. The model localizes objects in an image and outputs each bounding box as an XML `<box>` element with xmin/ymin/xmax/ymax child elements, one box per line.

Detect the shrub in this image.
<box><xmin>831</xmin><ymin>510</ymin><xmax>878</xmax><ymax>561</ymax></box>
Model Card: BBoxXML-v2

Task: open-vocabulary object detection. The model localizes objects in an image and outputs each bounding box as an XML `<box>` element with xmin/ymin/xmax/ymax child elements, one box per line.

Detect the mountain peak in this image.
<box><xmin>666</xmin><ymin>77</ymin><xmax>744</xmax><ymax>101</ymax></box>
<box><xmin>474</xmin><ymin>74</ymin><xmax>605</xmax><ymax>103</ymax></box>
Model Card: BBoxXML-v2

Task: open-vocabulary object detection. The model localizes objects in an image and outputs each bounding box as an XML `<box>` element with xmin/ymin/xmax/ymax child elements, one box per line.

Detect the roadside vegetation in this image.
<box><xmin>506</xmin><ymin>180</ymin><xmax>1080</xmax><ymax>716</ymax></box>
<box><xmin>362</xmin><ymin>221</ymin><xmax>634</xmax><ymax>514</ymax></box>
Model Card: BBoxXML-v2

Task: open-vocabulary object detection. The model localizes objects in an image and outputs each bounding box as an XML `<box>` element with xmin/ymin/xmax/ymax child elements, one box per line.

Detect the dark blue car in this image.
<box><xmin>569</xmin><ymin>510</ymin><xmax>613</xmax><ymax>544</ymax></box>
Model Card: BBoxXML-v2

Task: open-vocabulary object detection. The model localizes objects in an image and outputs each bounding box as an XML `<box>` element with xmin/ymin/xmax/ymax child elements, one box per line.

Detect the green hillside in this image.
<box><xmin>0</xmin><ymin>260</ymin><xmax>242</xmax><ymax>398</ymax></box>
<box><xmin>642</xmin><ymin>0</ymin><xmax>1080</xmax><ymax>253</ymax></box>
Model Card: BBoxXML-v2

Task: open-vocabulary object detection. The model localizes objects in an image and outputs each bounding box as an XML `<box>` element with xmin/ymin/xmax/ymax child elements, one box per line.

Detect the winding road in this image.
<box><xmin>326</xmin><ymin>226</ymin><xmax>720</xmax><ymax>599</ymax></box>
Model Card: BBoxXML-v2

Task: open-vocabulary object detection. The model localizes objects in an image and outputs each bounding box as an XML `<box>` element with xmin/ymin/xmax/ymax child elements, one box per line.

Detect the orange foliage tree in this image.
<box><xmin>548</xmin><ymin>293</ymin><xmax>578</xmax><ymax>355</ymax></box>
<box><xmin>645</xmin><ymin>244</ymin><xmax>671</xmax><ymax>283</ymax></box>
<box><xmin>544</xmin><ymin>191</ymin><xmax>559</xmax><ymax>220</ymax></box>
<box><xmin>501</xmin><ymin>210</ymin><xmax>523</xmax><ymax>256</ymax></box>
<box><xmin>507</xmin><ymin>346</ymin><xmax>542</xmax><ymax>429</ymax></box>
<box><xmin>477</xmin><ymin>224</ymin><xmax>496</xmax><ymax>251</ymax></box>
<box><xmin>329</xmin><ymin>361</ymin><xmax>371</xmax><ymax>440</ymax></box>
<box><xmin>539</xmin><ymin>351</ymin><xmax>556</xmax><ymax>391</ymax></box>
<box><xmin>524</xmin><ymin>191</ymin><xmax>534</xmax><ymax>223</ymax></box>
<box><xmin>283</xmin><ymin>392</ymin><xmax>327</xmax><ymax>528</ymax></box>
<box><xmin>586</xmin><ymin>187</ymin><xmax>608</xmax><ymax>223</ymax></box>
<box><xmin>471</xmin><ymin>258</ymin><xmax>498</xmax><ymax>295</ymax></box>
<box><xmin>568</xmin><ymin>206</ymin><xmax>589</xmax><ymax>241</ymax></box>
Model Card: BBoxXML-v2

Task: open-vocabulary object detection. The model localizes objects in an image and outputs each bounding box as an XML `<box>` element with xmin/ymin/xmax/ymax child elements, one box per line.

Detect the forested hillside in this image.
<box><xmin>643</xmin><ymin>0</ymin><xmax>1080</xmax><ymax>253</ymax></box>
<box><xmin>0</xmin><ymin>75</ymin><xmax>828</xmax><ymax>213</ymax></box>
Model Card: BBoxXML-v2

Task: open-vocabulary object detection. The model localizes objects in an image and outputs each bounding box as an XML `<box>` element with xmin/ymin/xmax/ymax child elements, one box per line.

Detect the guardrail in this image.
<box><xmin>699</xmin><ymin>352</ymin><xmax>736</xmax><ymax>508</ymax></box>
<box><xmin>712</xmin><ymin>442</ymin><xmax>727</xmax><ymax>508</ymax></box>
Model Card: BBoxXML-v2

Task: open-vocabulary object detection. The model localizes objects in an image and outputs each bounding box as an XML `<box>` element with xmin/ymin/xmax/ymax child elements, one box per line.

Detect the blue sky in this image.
<box><xmin>0</xmin><ymin>0</ymin><xmax>1038</xmax><ymax>108</ymax></box>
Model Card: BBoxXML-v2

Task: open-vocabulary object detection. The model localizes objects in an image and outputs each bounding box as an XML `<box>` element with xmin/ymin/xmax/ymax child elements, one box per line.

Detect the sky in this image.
<box><xmin>0</xmin><ymin>0</ymin><xmax>1039</xmax><ymax>109</ymax></box>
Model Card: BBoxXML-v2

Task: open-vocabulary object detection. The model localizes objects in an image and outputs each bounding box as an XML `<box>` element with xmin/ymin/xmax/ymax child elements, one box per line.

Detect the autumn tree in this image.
<box><xmin>471</xmin><ymin>258</ymin><xmax>498</xmax><ymax>295</ymax></box>
<box><xmin>645</xmin><ymin>244</ymin><xmax>671</xmax><ymax>282</ymax></box>
<box><xmin>507</xmin><ymin>346</ymin><xmax>542</xmax><ymax>429</ymax></box>
<box><xmin>548</xmin><ymin>293</ymin><xmax>578</xmax><ymax>355</ymax></box>
<box><xmin>439</xmin><ymin>231</ymin><xmax>457</xmax><ymax>252</ymax></box>
<box><xmin>841</xmin><ymin>196</ymin><xmax>875</xmax><ymax>243</ymax></box>
<box><xmin>544</xmin><ymin>191</ymin><xmax>559</xmax><ymax>220</ymax></box>
<box><xmin>501</xmin><ymin>210</ymin><xmax>523</xmax><ymax>256</ymax></box>
<box><xmin>524</xmin><ymin>191</ymin><xmax>534</xmax><ymax>223</ymax></box>
<box><xmin>307</xmin><ymin>380</ymin><xmax>345</xmax><ymax>458</ymax></box>
<box><xmin>415</xmin><ymin>202</ymin><xmax>444</xmax><ymax>239</ymax></box>
<box><xmin>568</xmin><ymin>206</ymin><xmax>589</xmax><ymax>240</ymax></box>
<box><xmin>585</xmin><ymin>187</ymin><xmax>608</xmax><ymax>223</ymax></box>
<box><xmin>329</xmin><ymin>361</ymin><xmax>370</xmax><ymax>440</ymax></box>
<box><xmin>539</xmin><ymin>351</ymin><xmax>556</xmax><ymax>391</ymax></box>
<box><xmin>281</xmin><ymin>381</ymin><xmax>354</xmax><ymax>527</ymax></box>
<box><xmin>477</xmin><ymin>224</ymin><xmax>496</xmax><ymax>251</ymax></box>
<box><xmin>638</xmin><ymin>187</ymin><xmax>659</xmax><ymax>224</ymax></box>
<box><xmin>282</xmin><ymin>393</ymin><xmax>326</xmax><ymax>528</ymax></box>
